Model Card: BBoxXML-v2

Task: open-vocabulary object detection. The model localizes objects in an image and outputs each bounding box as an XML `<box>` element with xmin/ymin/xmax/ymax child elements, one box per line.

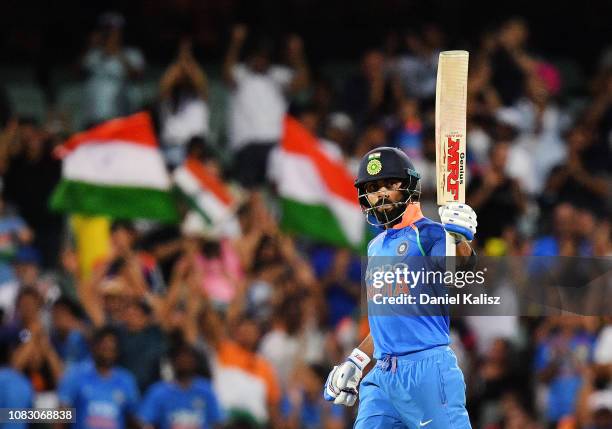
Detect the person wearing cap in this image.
<box><xmin>81</xmin><ymin>12</ymin><xmax>146</xmax><ymax>125</ymax></box>
<box><xmin>323</xmin><ymin>147</ymin><xmax>477</xmax><ymax>428</ymax></box>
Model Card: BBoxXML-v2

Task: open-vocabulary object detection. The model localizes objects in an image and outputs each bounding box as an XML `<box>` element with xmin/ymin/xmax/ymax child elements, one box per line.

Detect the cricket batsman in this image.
<box><xmin>324</xmin><ymin>147</ymin><xmax>477</xmax><ymax>428</ymax></box>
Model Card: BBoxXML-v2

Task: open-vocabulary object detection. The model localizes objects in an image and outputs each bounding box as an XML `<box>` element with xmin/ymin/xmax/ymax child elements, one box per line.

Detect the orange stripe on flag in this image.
<box><xmin>281</xmin><ymin>116</ymin><xmax>358</xmax><ymax>205</ymax></box>
<box><xmin>58</xmin><ymin>112</ymin><xmax>158</xmax><ymax>156</ymax></box>
<box><xmin>185</xmin><ymin>158</ymin><xmax>233</xmax><ymax>206</ymax></box>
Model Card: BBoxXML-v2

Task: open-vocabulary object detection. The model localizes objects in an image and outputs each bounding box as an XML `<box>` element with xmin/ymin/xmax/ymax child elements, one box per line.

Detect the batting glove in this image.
<box><xmin>439</xmin><ymin>203</ymin><xmax>477</xmax><ymax>242</ymax></box>
<box><xmin>323</xmin><ymin>348</ymin><xmax>371</xmax><ymax>406</ymax></box>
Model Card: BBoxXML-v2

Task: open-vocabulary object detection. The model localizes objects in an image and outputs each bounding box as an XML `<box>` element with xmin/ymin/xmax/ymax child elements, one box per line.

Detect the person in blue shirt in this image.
<box><xmin>324</xmin><ymin>147</ymin><xmax>478</xmax><ymax>429</ymax></box>
<box><xmin>0</xmin><ymin>339</ymin><xmax>33</xmax><ymax>429</ymax></box>
<box><xmin>51</xmin><ymin>297</ymin><xmax>90</xmax><ymax>366</ymax></box>
<box><xmin>58</xmin><ymin>326</ymin><xmax>140</xmax><ymax>429</ymax></box>
<box><xmin>138</xmin><ymin>341</ymin><xmax>224</xmax><ymax>429</ymax></box>
<box><xmin>283</xmin><ymin>364</ymin><xmax>344</xmax><ymax>429</ymax></box>
<box><xmin>534</xmin><ymin>316</ymin><xmax>595</xmax><ymax>426</ymax></box>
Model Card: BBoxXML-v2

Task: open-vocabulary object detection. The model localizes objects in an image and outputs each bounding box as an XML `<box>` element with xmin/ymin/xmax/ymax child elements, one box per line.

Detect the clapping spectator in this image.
<box><xmin>57</xmin><ymin>326</ymin><xmax>140</xmax><ymax>429</ymax></box>
<box><xmin>10</xmin><ymin>288</ymin><xmax>63</xmax><ymax>406</ymax></box>
<box><xmin>81</xmin><ymin>12</ymin><xmax>145</xmax><ymax>125</ymax></box>
<box><xmin>467</xmin><ymin>142</ymin><xmax>526</xmax><ymax>246</ymax></box>
<box><xmin>542</xmin><ymin>126</ymin><xmax>609</xmax><ymax>217</ymax></box>
<box><xmin>159</xmin><ymin>39</ymin><xmax>210</xmax><ymax>168</ymax></box>
<box><xmin>223</xmin><ymin>25</ymin><xmax>309</xmax><ymax>188</ymax></box>
<box><xmin>138</xmin><ymin>341</ymin><xmax>224</xmax><ymax>429</ymax></box>
<box><xmin>0</xmin><ymin>339</ymin><xmax>33</xmax><ymax>429</ymax></box>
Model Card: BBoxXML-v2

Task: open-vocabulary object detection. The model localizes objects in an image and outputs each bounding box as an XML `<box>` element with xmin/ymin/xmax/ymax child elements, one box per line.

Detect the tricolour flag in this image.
<box><xmin>272</xmin><ymin>116</ymin><xmax>365</xmax><ymax>248</ymax></box>
<box><xmin>173</xmin><ymin>157</ymin><xmax>235</xmax><ymax>227</ymax></box>
<box><xmin>50</xmin><ymin>112</ymin><xmax>178</xmax><ymax>222</ymax></box>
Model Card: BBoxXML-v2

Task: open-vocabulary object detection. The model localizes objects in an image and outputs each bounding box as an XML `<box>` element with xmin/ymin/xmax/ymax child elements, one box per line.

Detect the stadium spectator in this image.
<box><xmin>50</xmin><ymin>297</ymin><xmax>89</xmax><ymax>367</ymax></box>
<box><xmin>117</xmin><ymin>299</ymin><xmax>166</xmax><ymax>393</ymax></box>
<box><xmin>342</xmin><ymin>50</ymin><xmax>402</xmax><ymax>126</ymax></box>
<box><xmin>531</xmin><ymin>203</ymin><xmax>592</xmax><ymax>257</ymax></box>
<box><xmin>489</xmin><ymin>17</ymin><xmax>536</xmax><ymax>106</ymax></box>
<box><xmin>467</xmin><ymin>142</ymin><xmax>526</xmax><ymax>245</ymax></box>
<box><xmin>393</xmin><ymin>27</ymin><xmax>442</xmax><ymax>100</ymax></box>
<box><xmin>138</xmin><ymin>341</ymin><xmax>224</xmax><ymax>429</ymax></box>
<box><xmin>81</xmin><ymin>12</ymin><xmax>146</xmax><ymax>125</ymax></box>
<box><xmin>0</xmin><ymin>339</ymin><xmax>33</xmax><ymax>429</ymax></box>
<box><xmin>282</xmin><ymin>364</ymin><xmax>345</xmax><ymax>429</ymax></box>
<box><xmin>207</xmin><ymin>315</ymin><xmax>282</xmax><ymax>428</ymax></box>
<box><xmin>2</xmin><ymin>117</ymin><xmax>62</xmax><ymax>268</ymax></box>
<box><xmin>535</xmin><ymin>316</ymin><xmax>597</xmax><ymax>427</ymax></box>
<box><xmin>57</xmin><ymin>326</ymin><xmax>140</xmax><ymax>429</ymax></box>
<box><xmin>159</xmin><ymin>39</ymin><xmax>210</xmax><ymax>168</ymax></box>
<box><xmin>0</xmin><ymin>192</ymin><xmax>33</xmax><ymax>284</ymax></box>
<box><xmin>542</xmin><ymin>126</ymin><xmax>609</xmax><ymax>217</ymax></box>
<box><xmin>0</xmin><ymin>247</ymin><xmax>58</xmax><ymax>323</ymax></box>
<box><xmin>223</xmin><ymin>25</ymin><xmax>309</xmax><ymax>188</ymax></box>
<box><xmin>10</xmin><ymin>287</ymin><xmax>63</xmax><ymax>407</ymax></box>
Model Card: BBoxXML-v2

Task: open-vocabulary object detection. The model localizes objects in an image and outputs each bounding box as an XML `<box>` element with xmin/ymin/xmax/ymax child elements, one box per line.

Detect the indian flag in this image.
<box><xmin>272</xmin><ymin>116</ymin><xmax>365</xmax><ymax>248</ymax></box>
<box><xmin>50</xmin><ymin>112</ymin><xmax>178</xmax><ymax>222</ymax></box>
<box><xmin>173</xmin><ymin>157</ymin><xmax>235</xmax><ymax>227</ymax></box>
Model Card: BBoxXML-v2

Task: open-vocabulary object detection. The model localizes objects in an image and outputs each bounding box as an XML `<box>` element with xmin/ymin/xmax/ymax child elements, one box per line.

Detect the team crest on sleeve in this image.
<box><xmin>397</xmin><ymin>242</ymin><xmax>409</xmax><ymax>255</ymax></box>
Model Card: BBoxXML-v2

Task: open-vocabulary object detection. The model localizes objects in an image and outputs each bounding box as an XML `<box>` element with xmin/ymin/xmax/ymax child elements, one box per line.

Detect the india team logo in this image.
<box><xmin>366</xmin><ymin>159</ymin><xmax>382</xmax><ymax>175</ymax></box>
<box><xmin>397</xmin><ymin>242</ymin><xmax>408</xmax><ymax>255</ymax></box>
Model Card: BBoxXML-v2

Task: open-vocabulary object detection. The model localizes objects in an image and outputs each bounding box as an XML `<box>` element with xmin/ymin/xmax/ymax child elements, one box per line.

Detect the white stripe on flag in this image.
<box><xmin>63</xmin><ymin>141</ymin><xmax>170</xmax><ymax>189</ymax></box>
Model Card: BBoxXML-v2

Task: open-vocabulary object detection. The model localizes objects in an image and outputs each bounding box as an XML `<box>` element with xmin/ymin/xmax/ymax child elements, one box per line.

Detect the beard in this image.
<box><xmin>372</xmin><ymin>200</ymin><xmax>406</xmax><ymax>226</ymax></box>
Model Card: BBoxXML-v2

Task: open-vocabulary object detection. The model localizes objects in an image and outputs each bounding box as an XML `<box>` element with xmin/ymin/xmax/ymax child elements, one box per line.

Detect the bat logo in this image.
<box><xmin>446</xmin><ymin>136</ymin><xmax>464</xmax><ymax>200</ymax></box>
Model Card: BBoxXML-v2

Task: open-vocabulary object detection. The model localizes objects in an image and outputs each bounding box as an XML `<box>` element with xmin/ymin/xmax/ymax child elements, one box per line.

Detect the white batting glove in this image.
<box><xmin>439</xmin><ymin>203</ymin><xmax>477</xmax><ymax>242</ymax></box>
<box><xmin>323</xmin><ymin>348</ymin><xmax>371</xmax><ymax>406</ymax></box>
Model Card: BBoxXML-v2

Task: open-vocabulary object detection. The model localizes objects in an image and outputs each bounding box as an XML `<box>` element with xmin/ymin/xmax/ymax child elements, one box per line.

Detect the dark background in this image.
<box><xmin>2</xmin><ymin>0</ymin><xmax>610</xmax><ymax>71</ymax></box>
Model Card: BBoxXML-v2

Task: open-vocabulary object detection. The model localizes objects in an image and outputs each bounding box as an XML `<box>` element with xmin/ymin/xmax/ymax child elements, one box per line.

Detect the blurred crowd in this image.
<box><xmin>0</xmin><ymin>12</ymin><xmax>611</xmax><ymax>429</ymax></box>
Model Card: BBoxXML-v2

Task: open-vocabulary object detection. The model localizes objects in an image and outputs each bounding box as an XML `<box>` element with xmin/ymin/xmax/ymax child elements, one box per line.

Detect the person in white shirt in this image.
<box><xmin>158</xmin><ymin>39</ymin><xmax>210</xmax><ymax>168</ymax></box>
<box><xmin>81</xmin><ymin>13</ymin><xmax>145</xmax><ymax>125</ymax></box>
<box><xmin>223</xmin><ymin>24</ymin><xmax>309</xmax><ymax>188</ymax></box>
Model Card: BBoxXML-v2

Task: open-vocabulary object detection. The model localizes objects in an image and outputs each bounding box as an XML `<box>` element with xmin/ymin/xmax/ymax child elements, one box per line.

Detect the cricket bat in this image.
<box><xmin>435</xmin><ymin>50</ymin><xmax>469</xmax><ymax>257</ymax></box>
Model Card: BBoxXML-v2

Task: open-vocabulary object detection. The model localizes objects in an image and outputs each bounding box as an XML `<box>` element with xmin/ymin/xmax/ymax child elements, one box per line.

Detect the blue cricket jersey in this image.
<box><xmin>366</xmin><ymin>204</ymin><xmax>452</xmax><ymax>359</ymax></box>
<box><xmin>58</xmin><ymin>360</ymin><xmax>139</xmax><ymax>429</ymax></box>
<box><xmin>0</xmin><ymin>367</ymin><xmax>33</xmax><ymax>429</ymax></box>
<box><xmin>138</xmin><ymin>378</ymin><xmax>224</xmax><ymax>429</ymax></box>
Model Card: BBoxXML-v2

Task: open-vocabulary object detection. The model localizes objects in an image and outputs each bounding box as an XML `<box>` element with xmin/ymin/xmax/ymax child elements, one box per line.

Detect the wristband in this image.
<box><xmin>347</xmin><ymin>348</ymin><xmax>371</xmax><ymax>371</ymax></box>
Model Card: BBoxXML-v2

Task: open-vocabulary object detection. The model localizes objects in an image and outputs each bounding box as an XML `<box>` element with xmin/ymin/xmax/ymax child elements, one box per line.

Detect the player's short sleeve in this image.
<box><xmin>418</xmin><ymin>222</ymin><xmax>449</xmax><ymax>271</ymax></box>
<box><xmin>57</xmin><ymin>366</ymin><xmax>80</xmax><ymax>407</ymax></box>
<box><xmin>138</xmin><ymin>383</ymin><xmax>163</xmax><ymax>425</ymax></box>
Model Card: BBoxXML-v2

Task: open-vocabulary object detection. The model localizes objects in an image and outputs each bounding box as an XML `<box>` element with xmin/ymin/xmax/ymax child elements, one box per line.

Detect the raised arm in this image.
<box><xmin>223</xmin><ymin>25</ymin><xmax>247</xmax><ymax>88</ymax></box>
<box><xmin>285</xmin><ymin>35</ymin><xmax>309</xmax><ymax>94</ymax></box>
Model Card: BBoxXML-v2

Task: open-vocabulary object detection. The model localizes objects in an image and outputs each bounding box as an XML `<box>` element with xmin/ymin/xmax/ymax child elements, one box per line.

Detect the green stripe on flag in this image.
<box><xmin>50</xmin><ymin>180</ymin><xmax>179</xmax><ymax>223</ymax></box>
<box><xmin>280</xmin><ymin>198</ymin><xmax>367</xmax><ymax>252</ymax></box>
